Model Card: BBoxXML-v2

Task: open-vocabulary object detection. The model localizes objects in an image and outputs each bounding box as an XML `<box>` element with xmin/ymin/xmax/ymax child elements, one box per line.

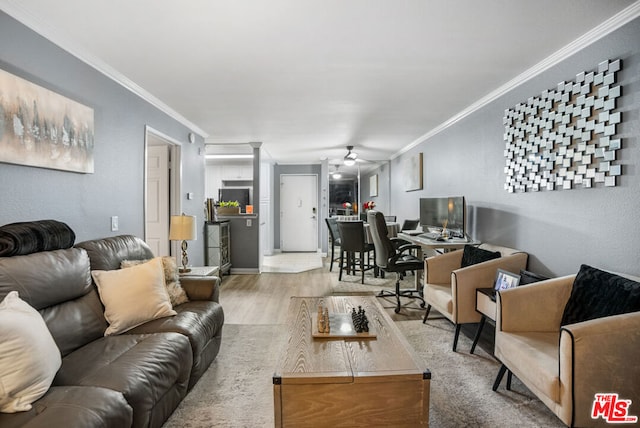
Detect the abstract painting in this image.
<box><xmin>404</xmin><ymin>152</ymin><xmax>423</xmax><ymax>191</ymax></box>
<box><xmin>369</xmin><ymin>174</ymin><xmax>378</xmax><ymax>197</ymax></box>
<box><xmin>0</xmin><ymin>68</ymin><xmax>94</xmax><ymax>173</ymax></box>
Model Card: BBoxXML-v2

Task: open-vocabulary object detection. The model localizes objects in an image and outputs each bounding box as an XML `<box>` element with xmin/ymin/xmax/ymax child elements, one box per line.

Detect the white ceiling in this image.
<box><xmin>2</xmin><ymin>0</ymin><xmax>637</xmax><ymax>169</ymax></box>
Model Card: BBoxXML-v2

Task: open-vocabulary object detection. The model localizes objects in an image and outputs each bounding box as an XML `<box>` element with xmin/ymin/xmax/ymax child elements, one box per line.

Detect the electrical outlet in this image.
<box><xmin>111</xmin><ymin>216</ymin><xmax>119</xmax><ymax>232</ymax></box>
<box><xmin>246</xmin><ymin>219</ymin><xmax>252</xmax><ymax>227</ymax></box>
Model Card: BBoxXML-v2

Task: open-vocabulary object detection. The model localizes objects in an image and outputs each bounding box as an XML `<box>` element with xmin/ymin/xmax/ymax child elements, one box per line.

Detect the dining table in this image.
<box><xmin>363</xmin><ymin>221</ymin><xmax>400</xmax><ymax>244</ymax></box>
<box><xmin>331</xmin><ymin>217</ymin><xmax>401</xmax><ymax>244</ymax></box>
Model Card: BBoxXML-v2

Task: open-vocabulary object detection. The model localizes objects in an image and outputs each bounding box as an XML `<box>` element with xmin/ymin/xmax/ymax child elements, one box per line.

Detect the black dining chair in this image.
<box><xmin>337</xmin><ymin>221</ymin><xmax>376</xmax><ymax>284</ymax></box>
<box><xmin>325</xmin><ymin>218</ymin><xmax>341</xmax><ymax>272</ymax></box>
<box><xmin>367</xmin><ymin>211</ymin><xmax>425</xmax><ymax>313</ymax></box>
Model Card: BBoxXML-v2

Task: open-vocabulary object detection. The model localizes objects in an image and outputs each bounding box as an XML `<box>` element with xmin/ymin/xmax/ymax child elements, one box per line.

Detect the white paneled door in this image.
<box><xmin>280</xmin><ymin>174</ymin><xmax>318</xmax><ymax>252</ymax></box>
<box><xmin>146</xmin><ymin>144</ymin><xmax>170</xmax><ymax>256</ymax></box>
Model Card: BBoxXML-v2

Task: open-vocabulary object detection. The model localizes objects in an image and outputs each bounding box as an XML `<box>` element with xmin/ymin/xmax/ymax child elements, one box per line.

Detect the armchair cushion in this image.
<box><xmin>561</xmin><ymin>264</ymin><xmax>640</xmax><ymax>326</ymax></box>
<box><xmin>497</xmin><ymin>331</ymin><xmax>560</xmax><ymax>402</ymax></box>
<box><xmin>460</xmin><ymin>245</ymin><xmax>500</xmax><ymax>268</ymax></box>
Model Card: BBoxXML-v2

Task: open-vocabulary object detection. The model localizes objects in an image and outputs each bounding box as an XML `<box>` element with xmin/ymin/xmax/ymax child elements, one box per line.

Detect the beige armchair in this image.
<box><xmin>493</xmin><ymin>272</ymin><xmax>640</xmax><ymax>427</ymax></box>
<box><xmin>422</xmin><ymin>244</ymin><xmax>528</xmax><ymax>351</ymax></box>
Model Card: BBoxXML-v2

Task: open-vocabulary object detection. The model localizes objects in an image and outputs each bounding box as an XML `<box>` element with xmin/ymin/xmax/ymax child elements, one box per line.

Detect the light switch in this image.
<box><xmin>246</xmin><ymin>219</ymin><xmax>252</xmax><ymax>227</ymax></box>
<box><xmin>111</xmin><ymin>216</ymin><xmax>119</xmax><ymax>231</ymax></box>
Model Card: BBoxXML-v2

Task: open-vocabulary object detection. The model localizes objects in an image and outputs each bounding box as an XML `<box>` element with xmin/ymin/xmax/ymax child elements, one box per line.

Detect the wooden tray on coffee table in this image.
<box><xmin>311</xmin><ymin>313</ymin><xmax>376</xmax><ymax>339</ymax></box>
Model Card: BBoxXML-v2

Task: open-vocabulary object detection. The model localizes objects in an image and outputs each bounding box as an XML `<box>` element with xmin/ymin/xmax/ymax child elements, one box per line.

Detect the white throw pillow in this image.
<box><xmin>121</xmin><ymin>256</ymin><xmax>189</xmax><ymax>306</ymax></box>
<box><xmin>0</xmin><ymin>291</ymin><xmax>62</xmax><ymax>413</ymax></box>
<box><xmin>92</xmin><ymin>257</ymin><xmax>177</xmax><ymax>336</ymax></box>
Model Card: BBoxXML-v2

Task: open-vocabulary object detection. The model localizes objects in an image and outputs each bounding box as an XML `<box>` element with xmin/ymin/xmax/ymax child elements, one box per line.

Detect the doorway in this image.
<box><xmin>144</xmin><ymin>126</ymin><xmax>182</xmax><ymax>256</ymax></box>
<box><xmin>280</xmin><ymin>174</ymin><xmax>318</xmax><ymax>252</ymax></box>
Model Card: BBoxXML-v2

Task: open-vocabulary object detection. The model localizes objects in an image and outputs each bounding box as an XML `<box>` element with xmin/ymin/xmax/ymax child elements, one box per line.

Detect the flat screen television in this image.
<box><xmin>419</xmin><ymin>196</ymin><xmax>466</xmax><ymax>238</ymax></box>
<box><xmin>219</xmin><ymin>188</ymin><xmax>251</xmax><ymax>211</ymax></box>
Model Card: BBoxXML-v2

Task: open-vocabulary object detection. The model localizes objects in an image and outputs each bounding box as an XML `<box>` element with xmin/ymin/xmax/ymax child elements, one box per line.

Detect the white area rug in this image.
<box><xmin>261</xmin><ymin>252</ymin><xmax>323</xmax><ymax>273</ymax></box>
<box><xmin>163</xmin><ymin>322</ymin><xmax>562</xmax><ymax>428</ymax></box>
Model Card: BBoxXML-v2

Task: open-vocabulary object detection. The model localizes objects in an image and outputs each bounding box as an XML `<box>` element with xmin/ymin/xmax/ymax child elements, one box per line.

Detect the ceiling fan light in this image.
<box><xmin>343</xmin><ymin>158</ymin><xmax>356</xmax><ymax>166</ymax></box>
<box><xmin>332</xmin><ymin>172</ymin><xmax>342</xmax><ymax>179</ymax></box>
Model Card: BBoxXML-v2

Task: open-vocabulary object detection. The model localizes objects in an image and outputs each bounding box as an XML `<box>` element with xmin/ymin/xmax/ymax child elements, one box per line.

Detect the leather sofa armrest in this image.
<box><xmin>497</xmin><ymin>275</ymin><xmax>574</xmax><ymax>333</ymax></box>
<box><xmin>179</xmin><ymin>276</ymin><xmax>220</xmax><ymax>303</ymax></box>
<box><xmin>560</xmin><ymin>311</ymin><xmax>640</xmax><ymax>427</ymax></box>
<box><xmin>424</xmin><ymin>250</ymin><xmax>463</xmax><ymax>284</ymax></box>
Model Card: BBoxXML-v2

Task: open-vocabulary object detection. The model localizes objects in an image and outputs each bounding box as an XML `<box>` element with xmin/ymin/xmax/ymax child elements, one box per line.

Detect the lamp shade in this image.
<box><xmin>169</xmin><ymin>215</ymin><xmax>197</xmax><ymax>241</ymax></box>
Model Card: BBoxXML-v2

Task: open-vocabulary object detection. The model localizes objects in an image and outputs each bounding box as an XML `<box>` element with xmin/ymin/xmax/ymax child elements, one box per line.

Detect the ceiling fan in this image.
<box><xmin>343</xmin><ymin>146</ymin><xmax>358</xmax><ymax>166</ymax></box>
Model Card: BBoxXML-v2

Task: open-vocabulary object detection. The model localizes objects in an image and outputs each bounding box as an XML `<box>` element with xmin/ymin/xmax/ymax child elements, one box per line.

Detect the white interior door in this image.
<box><xmin>146</xmin><ymin>144</ymin><xmax>170</xmax><ymax>256</ymax></box>
<box><xmin>280</xmin><ymin>174</ymin><xmax>318</xmax><ymax>252</ymax></box>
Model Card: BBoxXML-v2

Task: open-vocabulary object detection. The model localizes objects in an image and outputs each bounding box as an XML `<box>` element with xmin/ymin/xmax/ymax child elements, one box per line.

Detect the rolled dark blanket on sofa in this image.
<box><xmin>0</xmin><ymin>220</ymin><xmax>76</xmax><ymax>257</ymax></box>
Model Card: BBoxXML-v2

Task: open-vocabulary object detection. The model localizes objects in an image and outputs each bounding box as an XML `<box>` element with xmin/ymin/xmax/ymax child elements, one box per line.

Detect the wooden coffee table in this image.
<box><xmin>273</xmin><ymin>295</ymin><xmax>430</xmax><ymax>427</ymax></box>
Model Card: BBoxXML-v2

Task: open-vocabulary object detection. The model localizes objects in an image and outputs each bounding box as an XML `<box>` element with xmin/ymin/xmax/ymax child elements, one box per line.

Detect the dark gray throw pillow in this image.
<box><xmin>460</xmin><ymin>245</ymin><xmax>500</xmax><ymax>268</ymax></box>
<box><xmin>519</xmin><ymin>269</ymin><xmax>549</xmax><ymax>285</ymax></box>
<box><xmin>561</xmin><ymin>264</ymin><xmax>640</xmax><ymax>326</ymax></box>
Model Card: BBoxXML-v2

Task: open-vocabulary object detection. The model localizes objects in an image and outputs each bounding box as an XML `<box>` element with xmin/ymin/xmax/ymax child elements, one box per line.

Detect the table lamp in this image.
<box><xmin>169</xmin><ymin>214</ymin><xmax>197</xmax><ymax>273</ymax></box>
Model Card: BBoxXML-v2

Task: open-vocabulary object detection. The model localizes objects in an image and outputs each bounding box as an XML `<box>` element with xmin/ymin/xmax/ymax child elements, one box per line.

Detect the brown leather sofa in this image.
<box><xmin>0</xmin><ymin>235</ymin><xmax>224</xmax><ymax>428</ymax></box>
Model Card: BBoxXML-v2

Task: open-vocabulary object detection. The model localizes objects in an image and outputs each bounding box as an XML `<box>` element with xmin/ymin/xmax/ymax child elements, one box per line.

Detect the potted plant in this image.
<box><xmin>217</xmin><ymin>200</ymin><xmax>241</xmax><ymax>215</ymax></box>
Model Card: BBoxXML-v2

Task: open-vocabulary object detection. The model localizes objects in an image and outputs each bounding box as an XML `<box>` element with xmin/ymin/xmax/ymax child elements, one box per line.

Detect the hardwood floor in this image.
<box><xmin>217</xmin><ymin>255</ymin><xmax>496</xmax><ymax>356</ymax></box>
<box><xmin>218</xmin><ymin>259</ymin><xmax>427</xmax><ymax>325</ymax></box>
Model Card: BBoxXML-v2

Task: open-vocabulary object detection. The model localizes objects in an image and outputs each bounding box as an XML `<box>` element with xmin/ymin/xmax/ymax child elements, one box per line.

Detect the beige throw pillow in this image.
<box><xmin>0</xmin><ymin>291</ymin><xmax>62</xmax><ymax>413</ymax></box>
<box><xmin>121</xmin><ymin>256</ymin><xmax>189</xmax><ymax>306</ymax></box>
<box><xmin>92</xmin><ymin>257</ymin><xmax>176</xmax><ymax>335</ymax></box>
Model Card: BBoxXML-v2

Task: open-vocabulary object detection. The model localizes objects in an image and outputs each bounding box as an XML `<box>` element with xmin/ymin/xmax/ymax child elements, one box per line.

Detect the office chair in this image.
<box><xmin>367</xmin><ymin>211</ymin><xmax>425</xmax><ymax>313</ymax></box>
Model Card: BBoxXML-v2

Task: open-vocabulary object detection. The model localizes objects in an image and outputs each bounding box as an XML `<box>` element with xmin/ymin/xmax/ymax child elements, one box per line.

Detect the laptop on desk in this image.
<box><xmin>478</xmin><ymin>269</ymin><xmax>521</xmax><ymax>301</ymax></box>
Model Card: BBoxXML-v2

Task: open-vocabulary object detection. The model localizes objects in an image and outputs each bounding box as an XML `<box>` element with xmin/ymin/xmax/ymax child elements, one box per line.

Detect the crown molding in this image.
<box><xmin>0</xmin><ymin>1</ymin><xmax>208</xmax><ymax>138</ymax></box>
<box><xmin>392</xmin><ymin>1</ymin><xmax>640</xmax><ymax>159</ymax></box>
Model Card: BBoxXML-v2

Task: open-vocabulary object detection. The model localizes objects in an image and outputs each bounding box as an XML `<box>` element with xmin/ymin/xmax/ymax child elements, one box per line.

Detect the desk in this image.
<box><xmin>397</xmin><ymin>233</ymin><xmax>480</xmax><ymax>289</ymax></box>
<box><xmin>397</xmin><ymin>232</ymin><xmax>479</xmax><ymax>255</ymax></box>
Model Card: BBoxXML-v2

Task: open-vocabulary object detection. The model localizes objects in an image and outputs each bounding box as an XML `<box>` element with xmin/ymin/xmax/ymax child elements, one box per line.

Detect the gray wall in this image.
<box><xmin>391</xmin><ymin>17</ymin><xmax>640</xmax><ymax>277</ymax></box>
<box><xmin>361</xmin><ymin>162</ymin><xmax>392</xmax><ymax>219</ymax></box>
<box><xmin>273</xmin><ymin>164</ymin><xmax>322</xmax><ymax>251</ymax></box>
<box><xmin>0</xmin><ymin>12</ymin><xmax>207</xmax><ymax>264</ymax></box>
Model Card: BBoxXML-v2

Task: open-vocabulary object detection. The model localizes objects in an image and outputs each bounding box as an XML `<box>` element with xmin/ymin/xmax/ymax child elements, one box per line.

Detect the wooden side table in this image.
<box><xmin>179</xmin><ymin>266</ymin><xmax>219</xmax><ymax>277</ymax></box>
<box><xmin>470</xmin><ymin>287</ymin><xmax>496</xmax><ymax>354</ymax></box>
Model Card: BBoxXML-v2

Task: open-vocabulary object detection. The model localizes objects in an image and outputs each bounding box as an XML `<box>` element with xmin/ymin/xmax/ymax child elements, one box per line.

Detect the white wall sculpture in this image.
<box><xmin>503</xmin><ymin>59</ymin><xmax>622</xmax><ymax>192</ymax></box>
